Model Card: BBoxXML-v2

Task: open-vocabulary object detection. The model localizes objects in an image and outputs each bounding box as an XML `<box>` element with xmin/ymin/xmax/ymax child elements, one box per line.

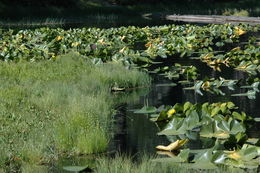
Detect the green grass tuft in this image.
<box><xmin>0</xmin><ymin>52</ymin><xmax>150</xmax><ymax>171</ymax></box>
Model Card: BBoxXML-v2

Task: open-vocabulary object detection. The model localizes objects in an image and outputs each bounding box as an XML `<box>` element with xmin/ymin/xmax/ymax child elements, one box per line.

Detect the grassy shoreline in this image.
<box><xmin>0</xmin><ymin>53</ymin><xmax>150</xmax><ymax>172</ymax></box>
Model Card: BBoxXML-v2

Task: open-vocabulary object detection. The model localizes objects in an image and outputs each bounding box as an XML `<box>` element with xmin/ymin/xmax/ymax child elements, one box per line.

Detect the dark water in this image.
<box><xmin>112</xmin><ymin>59</ymin><xmax>260</xmax><ymax>156</ymax></box>
<box><xmin>0</xmin><ymin>17</ymin><xmax>187</xmax><ymax>30</ymax></box>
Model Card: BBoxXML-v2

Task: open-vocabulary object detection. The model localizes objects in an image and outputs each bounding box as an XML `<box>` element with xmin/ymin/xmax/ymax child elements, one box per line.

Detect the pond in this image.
<box><xmin>0</xmin><ymin>17</ymin><xmax>183</xmax><ymax>30</ymax></box>
<box><xmin>113</xmin><ymin>60</ymin><xmax>260</xmax><ymax>156</ymax></box>
<box><xmin>0</xmin><ymin>16</ymin><xmax>259</xmax><ymax>171</ymax></box>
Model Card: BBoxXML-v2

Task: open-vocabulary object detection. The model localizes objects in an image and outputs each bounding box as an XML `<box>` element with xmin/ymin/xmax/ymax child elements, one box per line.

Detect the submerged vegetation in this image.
<box><xmin>0</xmin><ymin>53</ymin><xmax>150</xmax><ymax>172</ymax></box>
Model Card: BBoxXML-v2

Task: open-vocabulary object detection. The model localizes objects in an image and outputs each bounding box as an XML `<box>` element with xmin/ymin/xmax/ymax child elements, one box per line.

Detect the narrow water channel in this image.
<box><xmin>112</xmin><ymin>59</ymin><xmax>260</xmax><ymax>157</ymax></box>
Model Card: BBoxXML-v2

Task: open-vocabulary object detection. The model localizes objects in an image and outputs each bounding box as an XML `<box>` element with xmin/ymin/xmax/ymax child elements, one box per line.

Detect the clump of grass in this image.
<box><xmin>0</xmin><ymin>53</ymin><xmax>150</xmax><ymax>171</ymax></box>
<box><xmin>94</xmin><ymin>154</ymin><xmax>255</xmax><ymax>173</ymax></box>
<box><xmin>94</xmin><ymin>154</ymin><xmax>186</xmax><ymax>173</ymax></box>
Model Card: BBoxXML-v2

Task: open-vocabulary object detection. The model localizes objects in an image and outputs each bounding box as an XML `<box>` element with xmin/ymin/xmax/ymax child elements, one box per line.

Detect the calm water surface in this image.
<box><xmin>112</xmin><ymin>59</ymin><xmax>260</xmax><ymax>156</ymax></box>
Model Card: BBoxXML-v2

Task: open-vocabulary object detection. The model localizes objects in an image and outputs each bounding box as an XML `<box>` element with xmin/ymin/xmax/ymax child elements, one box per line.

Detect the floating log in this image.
<box><xmin>165</xmin><ymin>15</ymin><xmax>260</xmax><ymax>25</ymax></box>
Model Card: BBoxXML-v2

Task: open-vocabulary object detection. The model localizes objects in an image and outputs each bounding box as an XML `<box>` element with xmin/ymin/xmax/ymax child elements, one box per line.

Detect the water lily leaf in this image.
<box><xmin>240</xmin><ymin>82</ymin><xmax>260</xmax><ymax>92</ymax></box>
<box><xmin>191</xmin><ymin>161</ymin><xmax>218</xmax><ymax>169</ymax></box>
<box><xmin>232</xmin><ymin>90</ymin><xmax>256</xmax><ymax>99</ymax></box>
<box><xmin>200</xmin><ymin>120</ymin><xmax>233</xmax><ymax>139</ymax></box>
<box><xmin>232</xmin><ymin>112</ymin><xmax>244</xmax><ymax>121</ymax></box>
<box><xmin>246</xmin><ymin>138</ymin><xmax>260</xmax><ymax>145</ymax></box>
<box><xmin>173</xmin><ymin>103</ymin><xmax>183</xmax><ymax>112</ymax></box>
<box><xmin>185</xmin><ymin>110</ymin><xmax>200</xmax><ymax>130</ymax></box>
<box><xmin>230</xmin><ymin>119</ymin><xmax>245</xmax><ymax>134</ymax></box>
<box><xmin>227</xmin><ymin>102</ymin><xmax>236</xmax><ymax>109</ymax></box>
<box><xmin>254</xmin><ymin>118</ymin><xmax>260</xmax><ymax>122</ymax></box>
<box><xmin>156</xmin><ymin>111</ymin><xmax>168</xmax><ymax>121</ymax></box>
<box><xmin>200</xmin><ymin>111</ymin><xmax>213</xmax><ymax>125</ymax></box>
<box><xmin>158</xmin><ymin>118</ymin><xmax>185</xmax><ymax>135</ymax></box>
<box><xmin>211</xmin><ymin>107</ymin><xmax>220</xmax><ymax>116</ymax></box>
<box><xmin>183</xmin><ymin>102</ymin><xmax>192</xmax><ymax>112</ymax></box>
<box><xmin>178</xmin><ymin>149</ymin><xmax>190</xmax><ymax>161</ymax></box>
<box><xmin>218</xmin><ymin>120</ymin><xmax>230</xmax><ymax>132</ymax></box>
<box><xmin>200</xmin><ymin>123</ymin><xmax>214</xmax><ymax>138</ymax></box>
<box><xmin>240</xmin><ymin>146</ymin><xmax>259</xmax><ymax>161</ymax></box>
<box><xmin>192</xmin><ymin>149</ymin><xmax>218</xmax><ymax>169</ymax></box>
<box><xmin>212</xmin><ymin>151</ymin><xmax>226</xmax><ymax>164</ymax></box>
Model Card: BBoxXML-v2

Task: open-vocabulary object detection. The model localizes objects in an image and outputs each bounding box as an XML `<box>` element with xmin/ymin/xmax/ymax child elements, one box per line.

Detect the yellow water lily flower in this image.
<box><xmin>55</xmin><ymin>36</ymin><xmax>64</xmax><ymax>41</ymax></box>
<box><xmin>202</xmin><ymin>53</ymin><xmax>213</xmax><ymax>60</ymax></box>
<box><xmin>231</xmin><ymin>47</ymin><xmax>241</xmax><ymax>52</ymax></box>
<box><xmin>145</xmin><ymin>42</ymin><xmax>152</xmax><ymax>48</ymax></box>
<box><xmin>71</xmin><ymin>42</ymin><xmax>80</xmax><ymax>47</ymax></box>
<box><xmin>228</xmin><ymin>152</ymin><xmax>241</xmax><ymax>160</ymax></box>
<box><xmin>120</xmin><ymin>35</ymin><xmax>126</xmax><ymax>41</ymax></box>
<box><xmin>215</xmin><ymin>132</ymin><xmax>229</xmax><ymax>138</ymax></box>
<box><xmin>202</xmin><ymin>81</ymin><xmax>210</xmax><ymax>90</ymax></box>
<box><xmin>119</xmin><ymin>47</ymin><xmax>127</xmax><ymax>53</ymax></box>
<box><xmin>156</xmin><ymin>139</ymin><xmax>188</xmax><ymax>151</ymax></box>
<box><xmin>237</xmin><ymin>65</ymin><xmax>248</xmax><ymax>70</ymax></box>
<box><xmin>98</xmin><ymin>38</ymin><xmax>106</xmax><ymax>45</ymax></box>
<box><xmin>234</xmin><ymin>27</ymin><xmax>246</xmax><ymax>36</ymax></box>
<box><xmin>187</xmin><ymin>44</ymin><xmax>192</xmax><ymax>48</ymax></box>
<box><xmin>167</xmin><ymin>108</ymin><xmax>176</xmax><ymax>116</ymax></box>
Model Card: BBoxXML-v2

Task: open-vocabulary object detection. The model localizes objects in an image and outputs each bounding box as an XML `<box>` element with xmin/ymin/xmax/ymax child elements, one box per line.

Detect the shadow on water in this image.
<box><xmin>0</xmin><ymin>17</ymin><xmax>188</xmax><ymax>30</ymax></box>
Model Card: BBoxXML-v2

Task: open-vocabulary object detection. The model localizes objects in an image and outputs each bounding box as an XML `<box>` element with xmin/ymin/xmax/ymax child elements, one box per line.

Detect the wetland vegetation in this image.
<box><xmin>0</xmin><ymin>53</ymin><xmax>150</xmax><ymax>172</ymax></box>
<box><xmin>0</xmin><ymin>0</ymin><xmax>259</xmax><ymax>172</ymax></box>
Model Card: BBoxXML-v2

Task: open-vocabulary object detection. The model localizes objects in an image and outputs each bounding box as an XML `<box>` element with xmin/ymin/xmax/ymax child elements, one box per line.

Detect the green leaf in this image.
<box><xmin>227</xmin><ymin>102</ymin><xmax>235</xmax><ymax>109</ymax></box>
<box><xmin>212</xmin><ymin>151</ymin><xmax>226</xmax><ymax>164</ymax></box>
<box><xmin>241</xmin><ymin>146</ymin><xmax>259</xmax><ymax>161</ymax></box>
<box><xmin>254</xmin><ymin>118</ymin><xmax>260</xmax><ymax>122</ymax></box>
<box><xmin>230</xmin><ymin>120</ymin><xmax>245</xmax><ymax>134</ymax></box>
<box><xmin>183</xmin><ymin>102</ymin><xmax>192</xmax><ymax>112</ymax></box>
<box><xmin>211</xmin><ymin>107</ymin><xmax>220</xmax><ymax>116</ymax></box>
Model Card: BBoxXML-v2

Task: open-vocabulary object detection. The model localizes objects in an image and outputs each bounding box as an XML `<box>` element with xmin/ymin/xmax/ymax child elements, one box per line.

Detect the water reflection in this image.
<box><xmin>117</xmin><ymin>63</ymin><xmax>260</xmax><ymax>156</ymax></box>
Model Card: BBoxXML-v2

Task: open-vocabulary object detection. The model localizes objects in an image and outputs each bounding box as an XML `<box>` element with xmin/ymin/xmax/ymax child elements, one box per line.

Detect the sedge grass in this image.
<box><xmin>94</xmin><ymin>154</ymin><xmax>258</xmax><ymax>173</ymax></box>
<box><xmin>0</xmin><ymin>53</ymin><xmax>150</xmax><ymax>172</ymax></box>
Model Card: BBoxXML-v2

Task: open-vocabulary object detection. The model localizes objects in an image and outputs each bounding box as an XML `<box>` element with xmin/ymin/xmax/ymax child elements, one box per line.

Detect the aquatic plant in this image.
<box><xmin>184</xmin><ymin>77</ymin><xmax>238</xmax><ymax>96</ymax></box>
<box><xmin>0</xmin><ymin>24</ymin><xmax>258</xmax><ymax>65</ymax></box>
<box><xmin>136</xmin><ymin>102</ymin><xmax>259</xmax><ymax>169</ymax></box>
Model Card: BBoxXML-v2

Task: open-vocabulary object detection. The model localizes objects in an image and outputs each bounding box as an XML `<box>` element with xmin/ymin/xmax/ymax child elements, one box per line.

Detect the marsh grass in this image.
<box><xmin>94</xmin><ymin>154</ymin><xmax>257</xmax><ymax>173</ymax></box>
<box><xmin>0</xmin><ymin>53</ymin><xmax>150</xmax><ymax>172</ymax></box>
<box><xmin>95</xmin><ymin>154</ymin><xmax>192</xmax><ymax>173</ymax></box>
